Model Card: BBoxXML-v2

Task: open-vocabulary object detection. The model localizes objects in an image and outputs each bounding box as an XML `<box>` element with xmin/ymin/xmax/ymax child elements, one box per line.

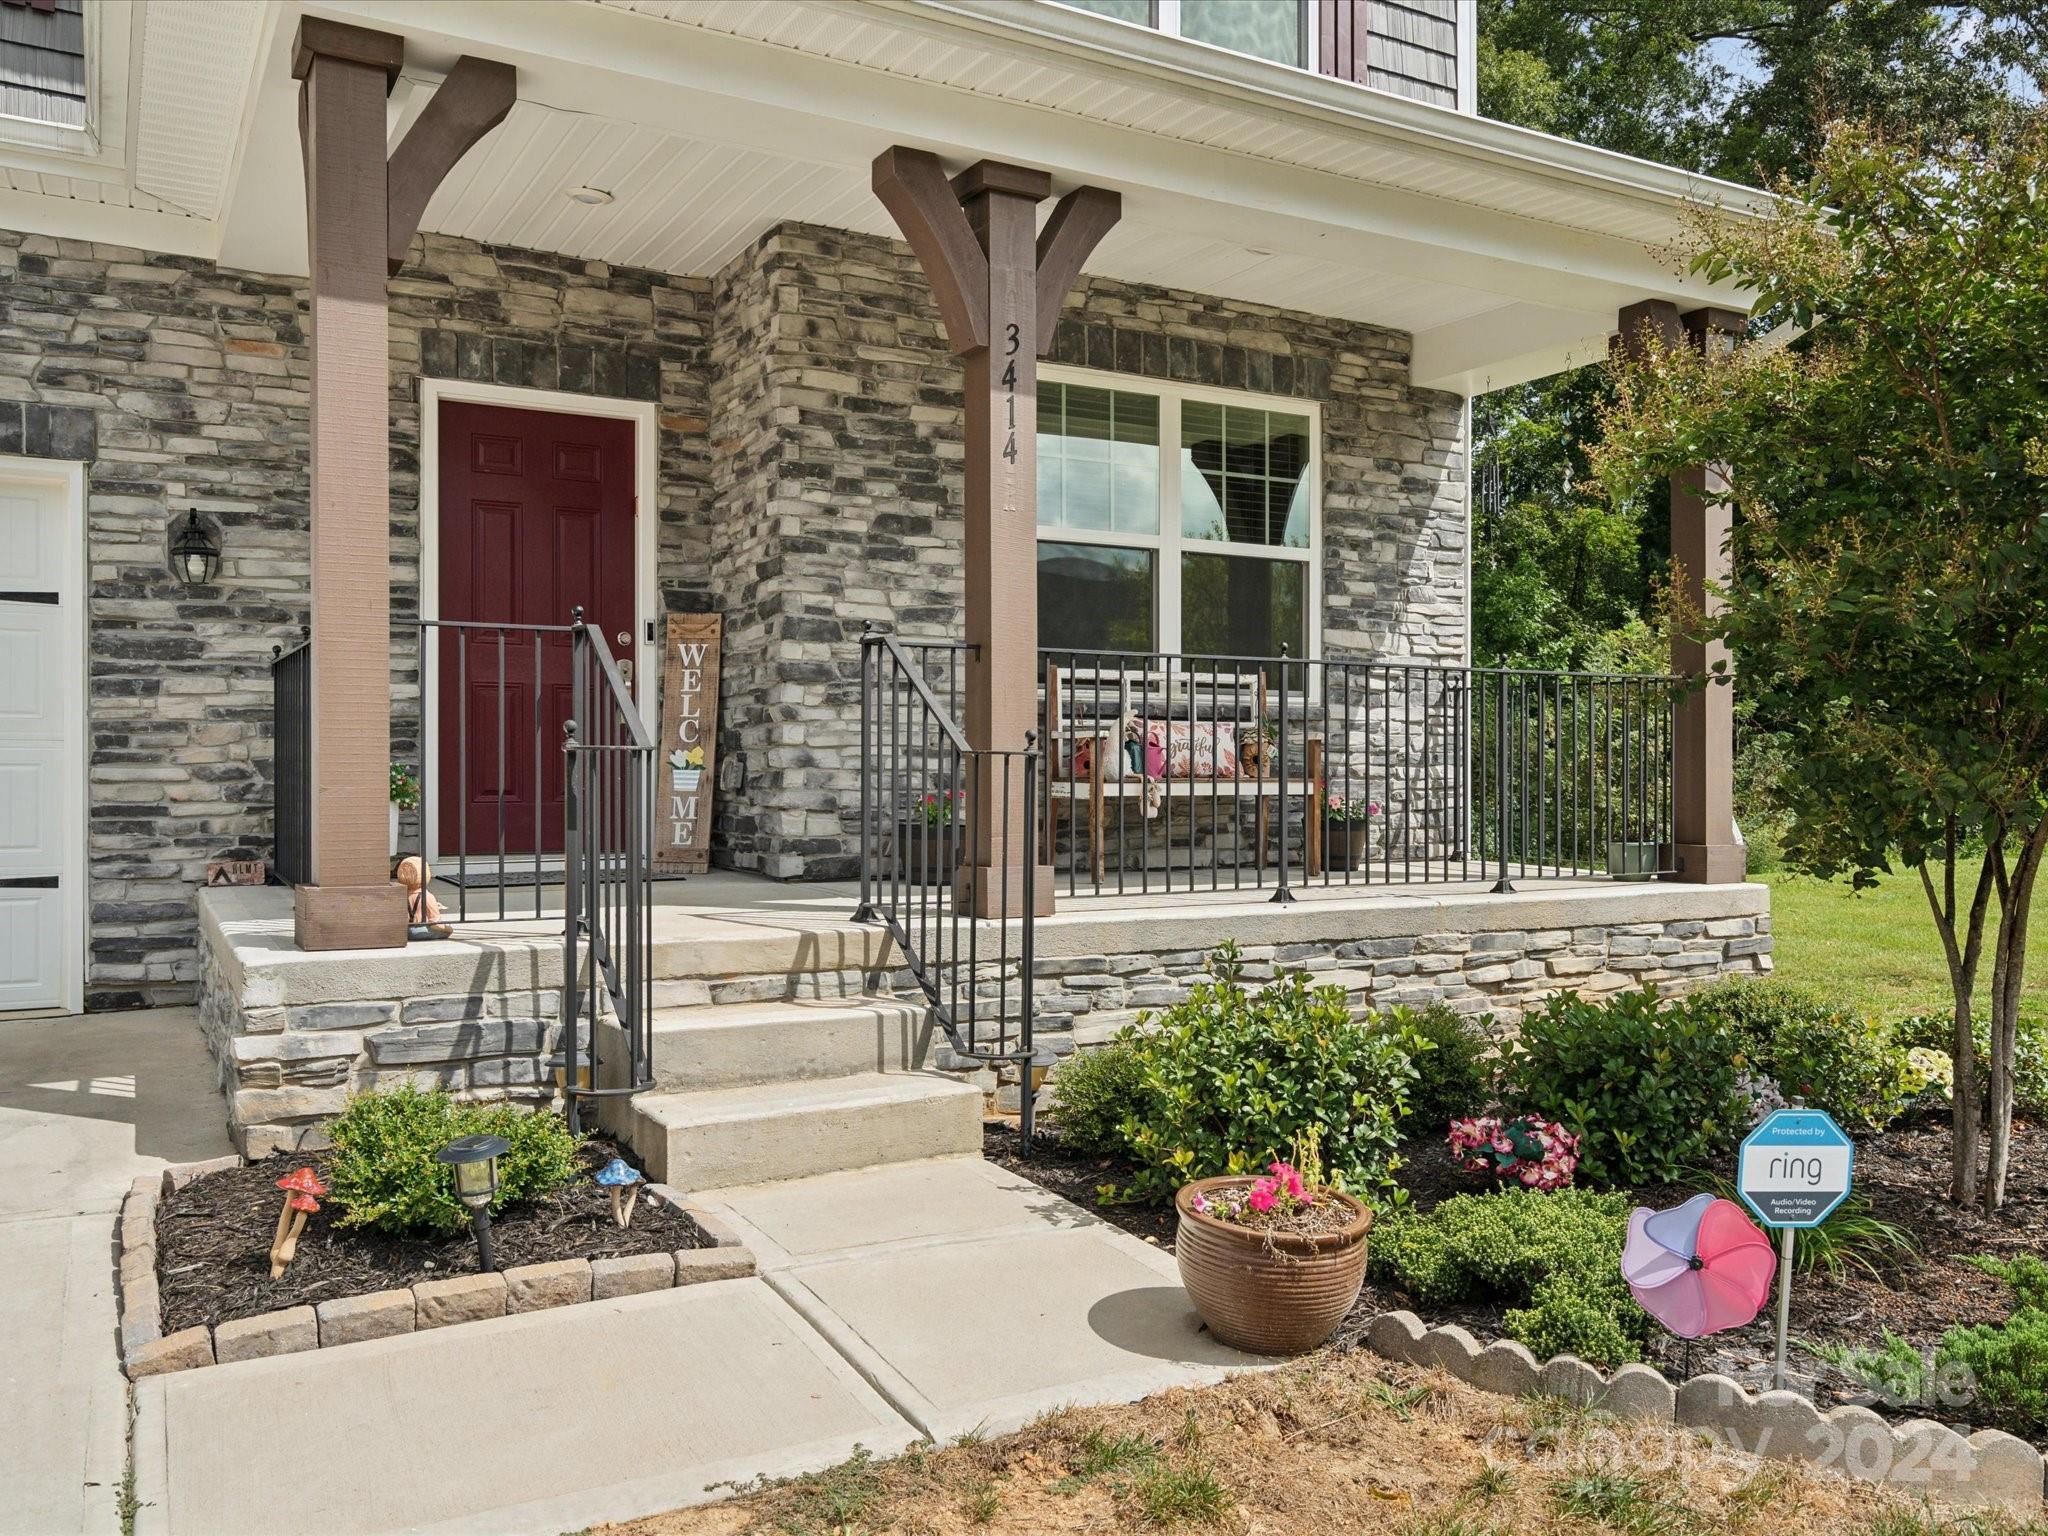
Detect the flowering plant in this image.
<box><xmin>1324</xmin><ymin>790</ymin><xmax>1380</xmax><ymax>824</ymax></box>
<box><xmin>1187</xmin><ymin>1128</ymin><xmax>1344</xmax><ymax>1229</ymax></box>
<box><xmin>914</xmin><ymin>790</ymin><xmax>964</xmax><ymax>828</ymax></box>
<box><xmin>1447</xmin><ymin>1114</ymin><xmax>1579</xmax><ymax>1191</ymax></box>
<box><xmin>389</xmin><ymin>761</ymin><xmax>420</xmax><ymax>811</ymax></box>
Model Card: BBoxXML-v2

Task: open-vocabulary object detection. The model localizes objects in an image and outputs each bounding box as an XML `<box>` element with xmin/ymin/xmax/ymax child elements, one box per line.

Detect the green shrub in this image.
<box><xmin>1939</xmin><ymin>1307</ymin><xmax>2048</xmax><ymax>1439</ymax></box>
<box><xmin>1683</xmin><ymin>979</ymin><xmax>1914</xmax><ymax>1131</ymax></box>
<box><xmin>1504</xmin><ymin>987</ymin><xmax>1744</xmax><ymax>1186</ymax></box>
<box><xmin>1047</xmin><ymin>1035</ymin><xmax>1150</xmax><ymax>1156</ymax></box>
<box><xmin>1109</xmin><ymin>944</ymin><xmax>1420</xmax><ymax>1205</ymax></box>
<box><xmin>1368</xmin><ymin>1188</ymin><xmax>1644</xmax><ymax>1366</ymax></box>
<box><xmin>324</xmin><ymin>1085</ymin><xmax>584</xmax><ymax>1236</ymax></box>
<box><xmin>1376</xmin><ymin>1002</ymin><xmax>1493</xmax><ymax>1132</ymax></box>
<box><xmin>1895</xmin><ymin>1011</ymin><xmax>2048</xmax><ymax>1117</ymax></box>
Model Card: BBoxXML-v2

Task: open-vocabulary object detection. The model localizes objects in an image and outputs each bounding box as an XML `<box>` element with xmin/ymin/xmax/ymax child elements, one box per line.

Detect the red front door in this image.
<box><xmin>437</xmin><ymin>401</ymin><xmax>635</xmax><ymax>857</ymax></box>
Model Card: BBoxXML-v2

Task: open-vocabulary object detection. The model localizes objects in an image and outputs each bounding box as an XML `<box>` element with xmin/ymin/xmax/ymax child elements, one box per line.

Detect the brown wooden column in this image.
<box><xmin>291</xmin><ymin>23</ymin><xmax>514</xmax><ymax>950</ymax></box>
<box><xmin>1616</xmin><ymin>299</ymin><xmax>1746</xmax><ymax>884</ymax></box>
<box><xmin>294</xmin><ymin>19</ymin><xmax>407</xmax><ymax>950</ymax></box>
<box><xmin>873</xmin><ymin>149</ymin><xmax>1119</xmax><ymax>917</ymax></box>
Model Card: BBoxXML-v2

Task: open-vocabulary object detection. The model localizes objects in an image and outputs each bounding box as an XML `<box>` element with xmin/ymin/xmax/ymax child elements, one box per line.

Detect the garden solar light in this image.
<box><xmin>269</xmin><ymin>1167</ymin><xmax>327</xmax><ymax>1279</ymax></box>
<box><xmin>437</xmin><ymin>1133</ymin><xmax>510</xmax><ymax>1272</ymax></box>
<box><xmin>594</xmin><ymin>1157</ymin><xmax>644</xmax><ymax>1228</ymax></box>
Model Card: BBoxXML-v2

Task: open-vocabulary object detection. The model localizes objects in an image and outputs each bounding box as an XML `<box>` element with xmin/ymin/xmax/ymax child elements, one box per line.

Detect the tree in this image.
<box><xmin>1593</xmin><ymin>114</ymin><xmax>2048</xmax><ymax>1210</ymax></box>
<box><xmin>1472</xmin><ymin>2</ymin><xmax>2043</xmax><ymax>669</ymax></box>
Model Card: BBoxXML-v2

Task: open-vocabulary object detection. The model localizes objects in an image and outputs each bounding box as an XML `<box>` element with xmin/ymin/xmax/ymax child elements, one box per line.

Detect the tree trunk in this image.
<box><xmin>1983</xmin><ymin>819</ymin><xmax>2048</xmax><ymax>1213</ymax></box>
<box><xmin>1921</xmin><ymin>836</ymin><xmax>1994</xmax><ymax>1207</ymax></box>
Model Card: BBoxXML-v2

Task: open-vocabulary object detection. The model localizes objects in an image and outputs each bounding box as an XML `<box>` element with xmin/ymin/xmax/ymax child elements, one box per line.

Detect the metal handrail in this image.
<box><xmin>852</xmin><ymin>626</ymin><xmax>1041</xmax><ymax>1148</ymax></box>
<box><xmin>560</xmin><ymin>615</ymin><xmax>656</xmax><ymax>1132</ymax></box>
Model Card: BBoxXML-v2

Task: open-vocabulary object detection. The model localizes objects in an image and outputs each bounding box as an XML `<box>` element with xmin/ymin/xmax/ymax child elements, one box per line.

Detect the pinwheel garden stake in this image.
<box><xmin>269</xmin><ymin>1167</ymin><xmax>328</xmax><ymax>1279</ymax></box>
<box><xmin>595</xmin><ymin>1158</ymin><xmax>644</xmax><ymax>1227</ymax></box>
<box><xmin>1622</xmin><ymin>1192</ymin><xmax>1775</xmax><ymax>1370</ymax></box>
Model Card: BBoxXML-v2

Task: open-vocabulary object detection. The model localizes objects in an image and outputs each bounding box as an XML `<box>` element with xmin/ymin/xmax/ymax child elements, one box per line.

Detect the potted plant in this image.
<box><xmin>1605</xmin><ymin>817</ymin><xmax>1660</xmax><ymax>881</ymax></box>
<box><xmin>389</xmin><ymin>762</ymin><xmax>419</xmax><ymax>858</ymax></box>
<box><xmin>896</xmin><ymin>790</ymin><xmax>966</xmax><ymax>885</ymax></box>
<box><xmin>1321</xmin><ymin>790</ymin><xmax>1380</xmax><ymax>871</ymax></box>
<box><xmin>1173</xmin><ymin>1131</ymin><xmax>1373</xmax><ymax>1355</ymax></box>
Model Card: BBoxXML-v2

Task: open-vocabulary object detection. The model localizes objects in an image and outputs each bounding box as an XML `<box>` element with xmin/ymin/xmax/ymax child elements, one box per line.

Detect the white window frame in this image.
<box><xmin>1058</xmin><ymin>1</ymin><xmax>1319</xmax><ymax>72</ymax></box>
<box><xmin>1037</xmin><ymin>363</ymin><xmax>1322</xmax><ymax>661</ymax></box>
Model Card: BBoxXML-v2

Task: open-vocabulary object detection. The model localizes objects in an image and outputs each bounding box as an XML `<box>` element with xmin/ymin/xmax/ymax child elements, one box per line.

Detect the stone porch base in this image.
<box><xmin>194</xmin><ymin>875</ymin><xmax>1771</xmax><ymax>1155</ymax></box>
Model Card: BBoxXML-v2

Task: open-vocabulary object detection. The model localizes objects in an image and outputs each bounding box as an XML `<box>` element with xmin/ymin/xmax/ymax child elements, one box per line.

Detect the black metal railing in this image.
<box><xmin>853</xmin><ymin>626</ymin><xmax>1042</xmax><ymax>1146</ymax></box>
<box><xmin>410</xmin><ymin>616</ymin><xmax>581</xmax><ymax>922</ymax></box>
<box><xmin>269</xmin><ymin>631</ymin><xmax>311</xmax><ymax>887</ymax></box>
<box><xmin>560</xmin><ymin>616</ymin><xmax>656</xmax><ymax>1132</ymax></box>
<box><xmin>1039</xmin><ymin>648</ymin><xmax>1676</xmax><ymax>900</ymax></box>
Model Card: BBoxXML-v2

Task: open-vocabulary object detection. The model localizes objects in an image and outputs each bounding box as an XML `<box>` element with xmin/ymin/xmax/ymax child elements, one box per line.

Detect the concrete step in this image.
<box><xmin>628</xmin><ymin>996</ymin><xmax>934</xmax><ymax>1090</ymax></box>
<box><xmin>651</xmin><ymin>965</ymin><xmax>917</xmax><ymax>1009</ymax></box>
<box><xmin>622</xmin><ymin>1072</ymin><xmax>984</xmax><ymax>1188</ymax></box>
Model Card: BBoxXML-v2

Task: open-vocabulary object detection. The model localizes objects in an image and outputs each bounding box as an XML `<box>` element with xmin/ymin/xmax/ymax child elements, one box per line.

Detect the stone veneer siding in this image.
<box><xmin>705</xmin><ymin>222</ymin><xmax>1468</xmax><ymax>880</ymax></box>
<box><xmin>0</xmin><ymin>229</ymin><xmax>711</xmax><ymax>1008</ymax></box>
<box><xmin>13</xmin><ymin>212</ymin><xmax>1462</xmax><ymax>1006</ymax></box>
<box><xmin>1036</xmin><ymin>910</ymin><xmax>1774</xmax><ymax>1047</ymax></box>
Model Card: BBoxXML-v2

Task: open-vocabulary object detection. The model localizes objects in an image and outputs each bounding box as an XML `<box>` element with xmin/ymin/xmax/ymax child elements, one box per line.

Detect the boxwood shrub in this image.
<box><xmin>1369</xmin><ymin>1187</ymin><xmax>1645</xmax><ymax>1366</ymax></box>
<box><xmin>325</xmin><ymin>1085</ymin><xmax>584</xmax><ymax>1236</ymax></box>
<box><xmin>1683</xmin><ymin>979</ymin><xmax>1916</xmax><ymax>1131</ymax></box>
<box><xmin>1105</xmin><ymin>944</ymin><xmax>1422</xmax><ymax>1205</ymax></box>
<box><xmin>1046</xmin><ymin>1034</ymin><xmax>1149</xmax><ymax>1156</ymax></box>
<box><xmin>1376</xmin><ymin>1001</ymin><xmax>1494</xmax><ymax>1133</ymax></box>
<box><xmin>1504</xmin><ymin>986</ymin><xmax>1745</xmax><ymax>1186</ymax></box>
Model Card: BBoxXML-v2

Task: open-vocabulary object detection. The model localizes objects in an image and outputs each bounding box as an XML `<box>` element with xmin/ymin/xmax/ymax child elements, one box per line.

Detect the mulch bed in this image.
<box><xmin>987</xmin><ymin>1110</ymin><xmax>2048</xmax><ymax>1420</ymax></box>
<box><xmin>156</xmin><ymin>1138</ymin><xmax>711</xmax><ymax>1334</ymax></box>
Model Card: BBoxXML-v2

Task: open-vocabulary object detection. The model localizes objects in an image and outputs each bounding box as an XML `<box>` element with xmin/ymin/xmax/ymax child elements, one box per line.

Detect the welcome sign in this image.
<box><xmin>655</xmin><ymin>612</ymin><xmax>721</xmax><ymax>873</ymax></box>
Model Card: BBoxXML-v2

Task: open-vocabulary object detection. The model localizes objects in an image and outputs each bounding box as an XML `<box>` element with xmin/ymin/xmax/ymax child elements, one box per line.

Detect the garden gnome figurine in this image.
<box><xmin>395</xmin><ymin>856</ymin><xmax>451</xmax><ymax>940</ymax></box>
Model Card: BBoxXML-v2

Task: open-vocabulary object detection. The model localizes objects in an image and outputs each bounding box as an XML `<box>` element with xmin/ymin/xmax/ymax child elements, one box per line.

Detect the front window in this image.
<box><xmin>1036</xmin><ymin>371</ymin><xmax>1318</xmax><ymax>660</ymax></box>
<box><xmin>1054</xmin><ymin>1</ymin><xmax>1311</xmax><ymax>70</ymax></box>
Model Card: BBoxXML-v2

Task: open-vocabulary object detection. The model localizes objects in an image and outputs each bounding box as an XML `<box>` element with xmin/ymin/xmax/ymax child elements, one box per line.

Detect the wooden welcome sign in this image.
<box><xmin>655</xmin><ymin>612</ymin><xmax>721</xmax><ymax>873</ymax></box>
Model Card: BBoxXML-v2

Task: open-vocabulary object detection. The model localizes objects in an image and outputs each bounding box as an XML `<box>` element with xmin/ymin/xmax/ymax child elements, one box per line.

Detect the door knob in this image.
<box><xmin>619</xmin><ymin>659</ymin><xmax>634</xmax><ymax>688</ymax></box>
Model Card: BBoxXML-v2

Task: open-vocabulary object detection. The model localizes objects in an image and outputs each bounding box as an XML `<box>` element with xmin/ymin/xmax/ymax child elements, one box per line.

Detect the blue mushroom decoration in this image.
<box><xmin>595</xmin><ymin>1157</ymin><xmax>645</xmax><ymax>1228</ymax></box>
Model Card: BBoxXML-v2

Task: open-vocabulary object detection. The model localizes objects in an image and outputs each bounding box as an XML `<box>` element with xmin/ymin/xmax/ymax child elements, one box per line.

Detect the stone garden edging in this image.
<box><xmin>117</xmin><ymin>1158</ymin><xmax>755</xmax><ymax>1379</ymax></box>
<box><xmin>1364</xmin><ymin>1310</ymin><xmax>2045</xmax><ymax>1516</ymax></box>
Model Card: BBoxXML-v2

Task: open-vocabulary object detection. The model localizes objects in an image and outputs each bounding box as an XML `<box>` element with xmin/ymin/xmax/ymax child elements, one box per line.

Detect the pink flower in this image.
<box><xmin>1190</xmin><ymin>1193</ymin><xmax>1209</xmax><ymax>1214</ymax></box>
<box><xmin>1247</xmin><ymin>1181</ymin><xmax>1278</xmax><ymax>1214</ymax></box>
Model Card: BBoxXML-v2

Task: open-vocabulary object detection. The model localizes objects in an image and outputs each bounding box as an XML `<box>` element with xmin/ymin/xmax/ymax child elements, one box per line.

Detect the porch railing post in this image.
<box><xmin>1492</xmin><ymin>669</ymin><xmax>1515</xmax><ymax>894</ymax></box>
<box><xmin>1271</xmin><ymin>644</ymin><xmax>1295</xmax><ymax>904</ymax></box>
<box><xmin>853</xmin><ymin>623</ymin><xmax>878</xmax><ymax>924</ymax></box>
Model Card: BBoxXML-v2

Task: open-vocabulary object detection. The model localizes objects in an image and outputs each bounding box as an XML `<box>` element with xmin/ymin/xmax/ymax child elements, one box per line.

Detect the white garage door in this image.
<box><xmin>0</xmin><ymin>466</ymin><xmax>82</xmax><ymax>1015</ymax></box>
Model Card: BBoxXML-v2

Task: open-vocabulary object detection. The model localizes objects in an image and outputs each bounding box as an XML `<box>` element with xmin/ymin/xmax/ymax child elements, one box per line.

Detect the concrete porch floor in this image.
<box><xmin>202</xmin><ymin>864</ymin><xmax>1766</xmax><ymax>1004</ymax></box>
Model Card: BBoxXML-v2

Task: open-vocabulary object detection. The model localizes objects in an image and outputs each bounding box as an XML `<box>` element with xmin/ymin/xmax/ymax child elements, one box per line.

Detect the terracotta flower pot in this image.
<box><xmin>1174</xmin><ymin>1176</ymin><xmax>1373</xmax><ymax>1356</ymax></box>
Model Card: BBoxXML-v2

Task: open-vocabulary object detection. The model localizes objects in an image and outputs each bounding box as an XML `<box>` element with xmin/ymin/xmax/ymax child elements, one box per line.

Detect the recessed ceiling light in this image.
<box><xmin>566</xmin><ymin>185</ymin><xmax>614</xmax><ymax>206</ymax></box>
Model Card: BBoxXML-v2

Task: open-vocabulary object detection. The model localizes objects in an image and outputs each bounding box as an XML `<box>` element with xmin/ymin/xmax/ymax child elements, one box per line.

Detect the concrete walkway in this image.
<box><xmin>0</xmin><ymin>1008</ymin><xmax>233</xmax><ymax>1536</ymax></box>
<box><xmin>129</xmin><ymin>1157</ymin><xmax>1262</xmax><ymax>1535</ymax></box>
<box><xmin>1</xmin><ymin>1008</ymin><xmax>1263</xmax><ymax>1536</ymax></box>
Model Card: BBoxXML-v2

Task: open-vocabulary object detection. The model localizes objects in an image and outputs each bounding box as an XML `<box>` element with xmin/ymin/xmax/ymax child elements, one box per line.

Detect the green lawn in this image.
<box><xmin>1759</xmin><ymin>857</ymin><xmax>2048</xmax><ymax>1021</ymax></box>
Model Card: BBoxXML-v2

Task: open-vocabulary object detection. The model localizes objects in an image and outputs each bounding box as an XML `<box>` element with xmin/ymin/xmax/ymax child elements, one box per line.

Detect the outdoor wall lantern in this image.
<box><xmin>168</xmin><ymin>510</ymin><xmax>221</xmax><ymax>589</ymax></box>
<box><xmin>437</xmin><ymin>1132</ymin><xmax>510</xmax><ymax>1272</ymax></box>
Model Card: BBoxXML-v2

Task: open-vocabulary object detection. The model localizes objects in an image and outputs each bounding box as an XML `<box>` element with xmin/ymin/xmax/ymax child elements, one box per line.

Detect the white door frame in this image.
<box><xmin>0</xmin><ymin>455</ymin><xmax>86</xmax><ymax>1017</ymax></box>
<box><xmin>416</xmin><ymin>379</ymin><xmax>659</xmax><ymax>868</ymax></box>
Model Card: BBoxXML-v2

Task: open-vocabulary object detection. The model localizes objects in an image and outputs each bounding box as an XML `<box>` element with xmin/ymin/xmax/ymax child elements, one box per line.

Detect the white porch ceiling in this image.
<box><xmin>0</xmin><ymin>0</ymin><xmax>1767</xmax><ymax>392</ymax></box>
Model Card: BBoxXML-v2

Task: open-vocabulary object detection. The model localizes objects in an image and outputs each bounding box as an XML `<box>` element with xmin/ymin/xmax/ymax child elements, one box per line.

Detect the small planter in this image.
<box><xmin>895</xmin><ymin>821</ymin><xmax>968</xmax><ymax>885</ymax></box>
<box><xmin>1606</xmin><ymin>840</ymin><xmax>1660</xmax><ymax>881</ymax></box>
<box><xmin>1323</xmin><ymin>819</ymin><xmax>1370</xmax><ymax>871</ymax></box>
<box><xmin>1174</xmin><ymin>1176</ymin><xmax>1373</xmax><ymax>1355</ymax></box>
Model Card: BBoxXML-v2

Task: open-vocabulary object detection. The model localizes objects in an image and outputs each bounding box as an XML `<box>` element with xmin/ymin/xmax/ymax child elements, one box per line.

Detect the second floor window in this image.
<box><xmin>1059</xmin><ymin>1</ymin><xmax>1310</xmax><ymax>70</ymax></box>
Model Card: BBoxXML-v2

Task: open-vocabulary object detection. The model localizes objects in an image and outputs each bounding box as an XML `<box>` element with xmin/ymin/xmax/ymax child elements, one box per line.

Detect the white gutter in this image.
<box><xmin>895</xmin><ymin>0</ymin><xmax>1777</xmax><ymax>223</ymax></box>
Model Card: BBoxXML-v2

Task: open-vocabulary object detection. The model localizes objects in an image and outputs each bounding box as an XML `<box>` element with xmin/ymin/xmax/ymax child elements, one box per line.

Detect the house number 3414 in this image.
<box><xmin>1002</xmin><ymin>321</ymin><xmax>1019</xmax><ymax>464</ymax></box>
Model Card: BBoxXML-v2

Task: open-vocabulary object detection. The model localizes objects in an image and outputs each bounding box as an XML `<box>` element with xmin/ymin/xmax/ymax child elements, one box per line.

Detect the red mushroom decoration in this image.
<box><xmin>270</xmin><ymin>1167</ymin><xmax>328</xmax><ymax>1279</ymax></box>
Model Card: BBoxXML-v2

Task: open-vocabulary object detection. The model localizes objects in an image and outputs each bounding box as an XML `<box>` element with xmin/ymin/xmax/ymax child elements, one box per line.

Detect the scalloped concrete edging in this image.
<box><xmin>118</xmin><ymin>1158</ymin><xmax>754</xmax><ymax>1379</ymax></box>
<box><xmin>1364</xmin><ymin>1310</ymin><xmax>2044</xmax><ymax>1516</ymax></box>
